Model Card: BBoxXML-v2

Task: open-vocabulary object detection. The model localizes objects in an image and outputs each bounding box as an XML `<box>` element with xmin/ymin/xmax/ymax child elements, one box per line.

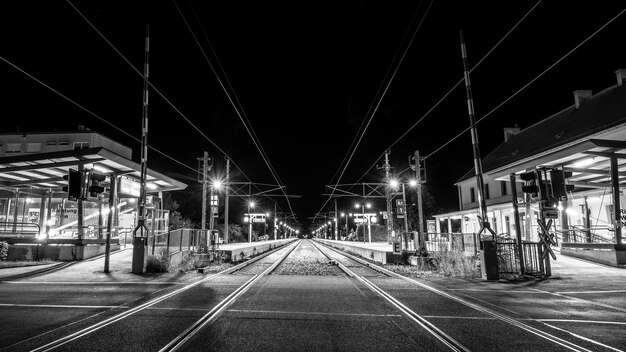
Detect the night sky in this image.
<box><xmin>2</xmin><ymin>1</ymin><xmax>625</xmax><ymax>230</ymax></box>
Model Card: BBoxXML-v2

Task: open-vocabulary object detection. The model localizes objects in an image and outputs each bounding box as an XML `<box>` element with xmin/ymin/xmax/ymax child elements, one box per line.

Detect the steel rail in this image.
<box><xmin>159</xmin><ymin>240</ymin><xmax>302</xmax><ymax>351</ymax></box>
<box><xmin>315</xmin><ymin>240</ymin><xmax>596</xmax><ymax>352</ymax></box>
<box><xmin>29</xmin><ymin>240</ymin><xmax>297</xmax><ymax>352</ymax></box>
<box><xmin>309</xmin><ymin>241</ymin><xmax>469</xmax><ymax>352</ymax></box>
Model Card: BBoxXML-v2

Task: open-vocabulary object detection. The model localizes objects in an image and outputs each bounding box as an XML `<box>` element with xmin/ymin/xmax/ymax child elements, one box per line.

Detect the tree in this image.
<box><xmin>163</xmin><ymin>194</ymin><xmax>195</xmax><ymax>230</ymax></box>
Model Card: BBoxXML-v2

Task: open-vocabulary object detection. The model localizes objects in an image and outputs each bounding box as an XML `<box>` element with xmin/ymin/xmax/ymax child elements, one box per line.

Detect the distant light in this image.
<box><xmin>371</xmin><ymin>217</ymin><xmax>378</xmax><ymax>223</ymax></box>
<box><xmin>146</xmin><ymin>183</ymin><xmax>158</xmax><ymax>190</ymax></box>
<box><xmin>409</xmin><ymin>179</ymin><xmax>418</xmax><ymax>187</ymax></box>
<box><xmin>354</xmin><ymin>203</ymin><xmax>360</xmax><ymax>209</ymax></box>
<box><xmin>249</xmin><ymin>201</ymin><xmax>255</xmax><ymax>208</ymax></box>
<box><xmin>573</xmin><ymin>158</ymin><xmax>595</xmax><ymax>168</ymax></box>
<box><xmin>266</xmin><ymin>212</ymin><xmax>270</xmax><ymax>217</ymax></box>
<box><xmin>244</xmin><ymin>216</ymin><xmax>249</xmax><ymax>222</ymax></box>
<box><xmin>366</xmin><ymin>203</ymin><xmax>371</xmax><ymax>209</ymax></box>
<box><xmin>25</xmin><ymin>198</ymin><xmax>32</xmax><ymax>203</ymax></box>
<box><xmin>340</xmin><ymin>212</ymin><xmax>345</xmax><ymax>217</ymax></box>
<box><xmin>389</xmin><ymin>179</ymin><xmax>399</xmax><ymax>188</ymax></box>
<box><xmin>328</xmin><ymin>221</ymin><xmax>331</xmax><ymax>225</ymax></box>
<box><xmin>213</xmin><ymin>180</ymin><xmax>222</xmax><ymax>189</ymax></box>
<box><xmin>93</xmin><ymin>165</ymin><xmax>112</xmax><ymax>174</ymax></box>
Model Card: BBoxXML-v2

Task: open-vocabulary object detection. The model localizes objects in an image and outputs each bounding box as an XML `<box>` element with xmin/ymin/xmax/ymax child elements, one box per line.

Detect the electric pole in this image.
<box><xmin>384</xmin><ymin>149</ymin><xmax>393</xmax><ymax>243</ymax></box>
<box><xmin>224</xmin><ymin>155</ymin><xmax>230</xmax><ymax>243</ymax></box>
<box><xmin>201</xmin><ymin>151</ymin><xmax>208</xmax><ymax>250</ymax></box>
<box><xmin>411</xmin><ymin>150</ymin><xmax>426</xmax><ymax>249</ymax></box>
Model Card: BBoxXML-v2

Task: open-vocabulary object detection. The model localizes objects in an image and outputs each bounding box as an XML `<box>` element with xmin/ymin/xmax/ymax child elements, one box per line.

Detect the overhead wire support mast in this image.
<box><xmin>460</xmin><ymin>30</ymin><xmax>495</xmax><ymax>241</ymax></box>
<box><xmin>132</xmin><ymin>25</ymin><xmax>150</xmax><ymax>274</ymax></box>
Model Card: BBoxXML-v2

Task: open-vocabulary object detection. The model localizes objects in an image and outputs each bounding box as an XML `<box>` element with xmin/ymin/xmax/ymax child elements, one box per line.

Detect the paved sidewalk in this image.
<box><xmin>0</xmin><ymin>247</ymin><xmax>199</xmax><ymax>283</ymax></box>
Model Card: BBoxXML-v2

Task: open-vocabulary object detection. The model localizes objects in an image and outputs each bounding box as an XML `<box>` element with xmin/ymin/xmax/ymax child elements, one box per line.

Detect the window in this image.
<box><xmin>26</xmin><ymin>143</ymin><xmax>41</xmax><ymax>153</ymax></box>
<box><xmin>470</xmin><ymin>187</ymin><xmax>476</xmax><ymax>203</ymax></box>
<box><xmin>500</xmin><ymin>181</ymin><xmax>507</xmax><ymax>196</ymax></box>
<box><xmin>6</xmin><ymin>143</ymin><xmax>21</xmax><ymax>153</ymax></box>
<box><xmin>484</xmin><ymin>183</ymin><xmax>490</xmax><ymax>199</ymax></box>
<box><xmin>73</xmin><ymin>142</ymin><xmax>90</xmax><ymax>150</ymax></box>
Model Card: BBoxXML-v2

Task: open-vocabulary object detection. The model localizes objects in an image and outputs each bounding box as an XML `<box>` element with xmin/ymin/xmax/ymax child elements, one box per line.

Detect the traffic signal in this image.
<box><xmin>520</xmin><ymin>169</ymin><xmax>549</xmax><ymax>200</ymax></box>
<box><xmin>550</xmin><ymin>169</ymin><xmax>574</xmax><ymax>200</ymax></box>
<box><xmin>62</xmin><ymin>169</ymin><xmax>87</xmax><ymax>200</ymax></box>
<box><xmin>88</xmin><ymin>172</ymin><xmax>107</xmax><ymax>198</ymax></box>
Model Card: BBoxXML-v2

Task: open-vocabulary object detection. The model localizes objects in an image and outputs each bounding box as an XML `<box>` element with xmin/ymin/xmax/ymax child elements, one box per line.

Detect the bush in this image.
<box><xmin>435</xmin><ymin>250</ymin><xmax>480</xmax><ymax>278</ymax></box>
<box><xmin>0</xmin><ymin>242</ymin><xmax>8</xmax><ymax>261</ymax></box>
<box><xmin>146</xmin><ymin>249</ymin><xmax>170</xmax><ymax>273</ymax></box>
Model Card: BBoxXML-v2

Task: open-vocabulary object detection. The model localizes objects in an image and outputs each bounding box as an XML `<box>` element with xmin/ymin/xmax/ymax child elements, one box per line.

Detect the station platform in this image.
<box><xmin>215</xmin><ymin>238</ymin><xmax>297</xmax><ymax>262</ymax></box>
<box><xmin>315</xmin><ymin>239</ymin><xmax>392</xmax><ymax>264</ymax></box>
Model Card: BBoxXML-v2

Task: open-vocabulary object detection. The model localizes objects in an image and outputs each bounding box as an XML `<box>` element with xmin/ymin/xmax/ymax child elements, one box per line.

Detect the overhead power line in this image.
<box><xmin>342</xmin><ymin>0</ymin><xmax>544</xmax><ymax>192</ymax></box>
<box><xmin>424</xmin><ymin>6</ymin><xmax>626</xmax><ymax>160</ymax></box>
<box><xmin>64</xmin><ymin>0</ymin><xmax>256</xmax><ymax>186</ymax></box>
<box><xmin>313</xmin><ymin>0</ymin><xmax>434</xmax><ymax>220</ymax></box>
<box><xmin>171</xmin><ymin>0</ymin><xmax>296</xmax><ymax>219</ymax></box>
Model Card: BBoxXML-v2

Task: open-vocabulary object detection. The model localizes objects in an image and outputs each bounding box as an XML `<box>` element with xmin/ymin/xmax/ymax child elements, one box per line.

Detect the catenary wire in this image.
<box><xmin>64</xmin><ymin>0</ymin><xmax>253</xmax><ymax>185</ymax></box>
<box><xmin>313</xmin><ymin>0</ymin><xmax>434</xmax><ymax>220</ymax></box>
<box><xmin>333</xmin><ymin>0</ymin><xmax>543</xmax><ymax>196</ymax></box>
<box><xmin>424</xmin><ymin>6</ymin><xmax>626</xmax><ymax>161</ymax></box>
<box><xmin>171</xmin><ymin>0</ymin><xmax>296</xmax><ymax>218</ymax></box>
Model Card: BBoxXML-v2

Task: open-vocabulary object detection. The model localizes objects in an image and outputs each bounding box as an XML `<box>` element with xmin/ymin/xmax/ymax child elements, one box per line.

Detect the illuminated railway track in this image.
<box><xmin>28</xmin><ymin>240</ymin><xmax>301</xmax><ymax>352</ymax></box>
<box><xmin>313</xmin><ymin>240</ymin><xmax>605</xmax><ymax>352</ymax></box>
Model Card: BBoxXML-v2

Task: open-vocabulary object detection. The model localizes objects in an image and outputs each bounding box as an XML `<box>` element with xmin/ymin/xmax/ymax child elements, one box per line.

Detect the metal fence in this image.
<box><xmin>496</xmin><ymin>240</ymin><xmax>543</xmax><ymax>275</ymax></box>
<box><xmin>149</xmin><ymin>228</ymin><xmax>205</xmax><ymax>257</ymax></box>
<box><xmin>424</xmin><ymin>232</ymin><xmax>478</xmax><ymax>256</ymax></box>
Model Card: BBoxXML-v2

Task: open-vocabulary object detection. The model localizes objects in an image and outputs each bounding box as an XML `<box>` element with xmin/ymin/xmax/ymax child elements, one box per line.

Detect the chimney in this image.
<box><xmin>503</xmin><ymin>124</ymin><xmax>520</xmax><ymax>142</ymax></box>
<box><xmin>573</xmin><ymin>90</ymin><xmax>592</xmax><ymax>109</ymax></box>
<box><xmin>615</xmin><ymin>69</ymin><xmax>626</xmax><ymax>86</ymax></box>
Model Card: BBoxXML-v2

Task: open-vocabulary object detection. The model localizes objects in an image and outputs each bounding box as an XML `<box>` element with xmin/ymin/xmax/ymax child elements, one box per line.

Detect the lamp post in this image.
<box><xmin>247</xmin><ymin>201</ymin><xmax>255</xmax><ymax>243</ymax></box>
<box><xmin>355</xmin><ymin>202</ymin><xmax>372</xmax><ymax>243</ymax></box>
<box><xmin>340</xmin><ymin>212</ymin><xmax>346</xmax><ymax>240</ymax></box>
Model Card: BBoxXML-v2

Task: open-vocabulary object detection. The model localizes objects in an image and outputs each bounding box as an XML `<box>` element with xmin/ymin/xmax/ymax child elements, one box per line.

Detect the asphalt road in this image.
<box><xmin>1</xmin><ymin>240</ymin><xmax>624</xmax><ymax>351</ymax></box>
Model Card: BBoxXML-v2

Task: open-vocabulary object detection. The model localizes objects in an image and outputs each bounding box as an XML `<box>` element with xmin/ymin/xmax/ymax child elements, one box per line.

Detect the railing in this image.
<box><xmin>562</xmin><ymin>225</ymin><xmax>614</xmax><ymax>244</ymax></box>
<box><xmin>149</xmin><ymin>228</ymin><xmax>205</xmax><ymax>257</ymax></box>
<box><xmin>0</xmin><ymin>222</ymin><xmax>41</xmax><ymax>236</ymax></box>
<box><xmin>496</xmin><ymin>240</ymin><xmax>543</xmax><ymax>275</ymax></box>
<box><xmin>423</xmin><ymin>232</ymin><xmax>478</xmax><ymax>256</ymax></box>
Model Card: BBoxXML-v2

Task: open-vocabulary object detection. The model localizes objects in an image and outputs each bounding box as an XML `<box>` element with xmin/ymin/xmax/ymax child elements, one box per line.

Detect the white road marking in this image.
<box><xmin>1</xmin><ymin>281</ymin><xmax>181</xmax><ymax>285</ymax></box>
<box><xmin>538</xmin><ymin>319</ymin><xmax>626</xmax><ymax>326</ymax></box>
<box><xmin>529</xmin><ymin>288</ymin><xmax>626</xmax><ymax>314</ymax></box>
<box><xmin>227</xmin><ymin>309</ymin><xmax>403</xmax><ymax>317</ymax></box>
<box><xmin>0</xmin><ymin>303</ymin><xmax>127</xmax><ymax>309</ymax></box>
<box><xmin>555</xmin><ymin>290</ymin><xmax>626</xmax><ymax>294</ymax></box>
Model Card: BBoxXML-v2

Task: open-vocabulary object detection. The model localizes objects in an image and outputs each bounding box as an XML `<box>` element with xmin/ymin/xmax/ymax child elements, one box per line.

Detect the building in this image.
<box><xmin>0</xmin><ymin>127</ymin><xmax>187</xmax><ymax>260</ymax></box>
<box><xmin>433</xmin><ymin>69</ymin><xmax>626</xmax><ymax>267</ymax></box>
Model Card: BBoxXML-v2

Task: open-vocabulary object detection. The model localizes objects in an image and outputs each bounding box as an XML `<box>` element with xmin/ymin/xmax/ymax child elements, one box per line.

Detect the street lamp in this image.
<box><xmin>247</xmin><ymin>201</ymin><xmax>255</xmax><ymax>243</ymax></box>
<box><xmin>355</xmin><ymin>202</ymin><xmax>372</xmax><ymax>243</ymax></box>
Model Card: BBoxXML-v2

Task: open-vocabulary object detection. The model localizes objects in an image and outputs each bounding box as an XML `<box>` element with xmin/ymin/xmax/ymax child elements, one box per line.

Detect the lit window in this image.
<box><xmin>73</xmin><ymin>142</ymin><xmax>90</xmax><ymax>150</ymax></box>
<box><xmin>26</xmin><ymin>143</ymin><xmax>41</xmax><ymax>153</ymax></box>
<box><xmin>6</xmin><ymin>143</ymin><xmax>21</xmax><ymax>153</ymax></box>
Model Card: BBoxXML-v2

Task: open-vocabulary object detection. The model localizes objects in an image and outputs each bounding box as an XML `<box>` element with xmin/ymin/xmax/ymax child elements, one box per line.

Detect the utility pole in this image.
<box><xmin>413</xmin><ymin>150</ymin><xmax>425</xmax><ymax>249</ymax></box>
<box><xmin>384</xmin><ymin>149</ymin><xmax>393</xmax><ymax>243</ymax></box>
<box><xmin>201</xmin><ymin>151</ymin><xmax>209</xmax><ymax>250</ymax></box>
<box><xmin>132</xmin><ymin>25</ymin><xmax>150</xmax><ymax>274</ymax></box>
<box><xmin>334</xmin><ymin>200</ymin><xmax>338</xmax><ymax>240</ymax></box>
<box><xmin>274</xmin><ymin>202</ymin><xmax>277</xmax><ymax>240</ymax></box>
<box><xmin>224</xmin><ymin>155</ymin><xmax>230</xmax><ymax>243</ymax></box>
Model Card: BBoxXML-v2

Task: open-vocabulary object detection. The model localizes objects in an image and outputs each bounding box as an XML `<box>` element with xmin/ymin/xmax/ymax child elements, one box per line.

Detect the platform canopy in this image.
<box><xmin>0</xmin><ymin>147</ymin><xmax>187</xmax><ymax>196</ymax></box>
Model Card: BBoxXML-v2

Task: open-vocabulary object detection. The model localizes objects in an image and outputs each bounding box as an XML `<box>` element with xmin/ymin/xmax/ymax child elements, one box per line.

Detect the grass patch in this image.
<box><xmin>0</xmin><ymin>259</ymin><xmax>58</xmax><ymax>268</ymax></box>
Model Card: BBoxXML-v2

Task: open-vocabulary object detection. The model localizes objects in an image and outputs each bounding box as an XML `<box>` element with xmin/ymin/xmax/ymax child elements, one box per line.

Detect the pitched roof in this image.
<box><xmin>458</xmin><ymin>82</ymin><xmax>626</xmax><ymax>183</ymax></box>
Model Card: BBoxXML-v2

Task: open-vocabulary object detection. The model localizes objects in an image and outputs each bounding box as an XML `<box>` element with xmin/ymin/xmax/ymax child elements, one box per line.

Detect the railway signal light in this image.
<box><xmin>62</xmin><ymin>169</ymin><xmax>87</xmax><ymax>200</ymax></box>
<box><xmin>88</xmin><ymin>172</ymin><xmax>107</xmax><ymax>197</ymax></box>
<box><xmin>549</xmin><ymin>169</ymin><xmax>574</xmax><ymax>200</ymax></box>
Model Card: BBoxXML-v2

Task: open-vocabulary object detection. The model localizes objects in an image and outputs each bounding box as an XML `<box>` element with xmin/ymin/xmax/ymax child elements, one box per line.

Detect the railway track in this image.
<box><xmin>18</xmin><ymin>239</ymin><xmax>619</xmax><ymax>352</ymax></box>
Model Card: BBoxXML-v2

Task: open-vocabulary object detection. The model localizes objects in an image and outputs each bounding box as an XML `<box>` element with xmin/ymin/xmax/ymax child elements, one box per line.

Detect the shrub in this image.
<box><xmin>0</xmin><ymin>242</ymin><xmax>8</xmax><ymax>261</ymax></box>
<box><xmin>435</xmin><ymin>250</ymin><xmax>480</xmax><ymax>278</ymax></box>
<box><xmin>146</xmin><ymin>249</ymin><xmax>170</xmax><ymax>273</ymax></box>
<box><xmin>23</xmin><ymin>247</ymin><xmax>33</xmax><ymax>261</ymax></box>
